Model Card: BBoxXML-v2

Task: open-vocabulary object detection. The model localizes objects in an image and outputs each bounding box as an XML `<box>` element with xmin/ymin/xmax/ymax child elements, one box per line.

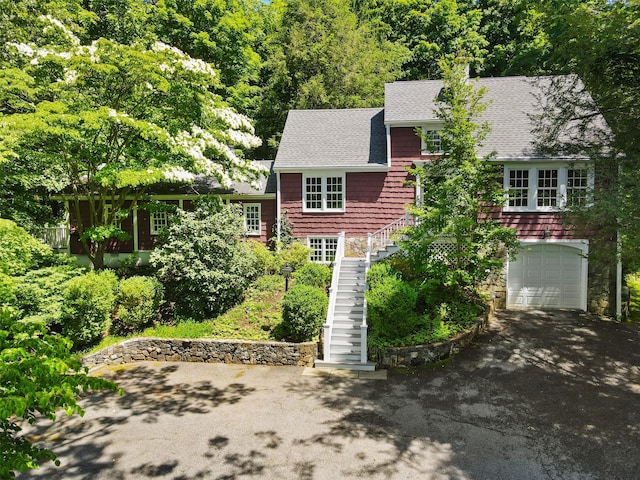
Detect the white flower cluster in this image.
<box><xmin>207</xmin><ymin>106</ymin><xmax>255</xmax><ymax>132</ymax></box>
<box><xmin>40</xmin><ymin>15</ymin><xmax>80</xmax><ymax>45</ymax></box>
<box><xmin>152</xmin><ymin>42</ymin><xmax>217</xmax><ymax>79</ymax></box>
<box><xmin>163</xmin><ymin>166</ymin><xmax>195</xmax><ymax>182</ymax></box>
<box><xmin>224</xmin><ymin>129</ymin><xmax>262</xmax><ymax>149</ymax></box>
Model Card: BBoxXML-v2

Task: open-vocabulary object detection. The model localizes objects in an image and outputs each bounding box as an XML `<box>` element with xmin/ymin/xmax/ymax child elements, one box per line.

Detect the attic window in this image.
<box><xmin>421</xmin><ymin>128</ymin><xmax>443</xmax><ymax>154</ymax></box>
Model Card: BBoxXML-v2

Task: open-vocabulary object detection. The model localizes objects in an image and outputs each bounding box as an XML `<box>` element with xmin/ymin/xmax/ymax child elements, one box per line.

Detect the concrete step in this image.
<box><xmin>326</xmin><ymin>352</ymin><xmax>363</xmax><ymax>362</ymax></box>
<box><xmin>314</xmin><ymin>360</ymin><xmax>376</xmax><ymax>371</ymax></box>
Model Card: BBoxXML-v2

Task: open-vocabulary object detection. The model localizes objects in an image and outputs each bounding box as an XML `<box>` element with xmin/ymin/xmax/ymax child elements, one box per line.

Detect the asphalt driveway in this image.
<box><xmin>18</xmin><ymin>309</ymin><xmax>640</xmax><ymax>479</ymax></box>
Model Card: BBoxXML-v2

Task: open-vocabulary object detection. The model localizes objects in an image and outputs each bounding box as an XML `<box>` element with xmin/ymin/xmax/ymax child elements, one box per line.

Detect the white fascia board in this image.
<box><xmin>384</xmin><ymin>120</ymin><xmax>438</xmax><ymax>127</ymax></box>
<box><xmin>273</xmin><ymin>165</ymin><xmax>389</xmax><ymax>173</ymax></box>
<box><xmin>490</xmin><ymin>156</ymin><xmax>592</xmax><ymax>164</ymax></box>
<box><xmin>54</xmin><ymin>193</ymin><xmax>275</xmax><ymax>201</ymax></box>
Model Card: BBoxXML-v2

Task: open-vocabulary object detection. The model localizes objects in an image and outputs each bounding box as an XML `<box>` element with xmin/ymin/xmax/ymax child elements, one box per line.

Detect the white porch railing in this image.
<box><xmin>367</xmin><ymin>212</ymin><xmax>413</xmax><ymax>255</ymax></box>
<box><xmin>323</xmin><ymin>232</ymin><xmax>345</xmax><ymax>362</ymax></box>
<box><xmin>42</xmin><ymin>226</ymin><xmax>70</xmax><ymax>250</ymax></box>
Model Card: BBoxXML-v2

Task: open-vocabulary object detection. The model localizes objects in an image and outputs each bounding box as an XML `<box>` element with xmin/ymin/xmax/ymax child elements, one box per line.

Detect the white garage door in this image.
<box><xmin>507</xmin><ymin>243</ymin><xmax>585</xmax><ymax>309</ymax></box>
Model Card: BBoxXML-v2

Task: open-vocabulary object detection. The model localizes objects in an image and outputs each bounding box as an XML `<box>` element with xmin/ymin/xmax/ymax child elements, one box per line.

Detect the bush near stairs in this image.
<box><xmin>281</xmin><ymin>284</ymin><xmax>328</xmax><ymax>342</ymax></box>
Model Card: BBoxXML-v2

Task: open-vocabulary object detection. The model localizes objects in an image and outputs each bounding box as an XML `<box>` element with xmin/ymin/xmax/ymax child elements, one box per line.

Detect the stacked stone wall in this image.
<box><xmin>83</xmin><ymin>338</ymin><xmax>317</xmax><ymax>367</ymax></box>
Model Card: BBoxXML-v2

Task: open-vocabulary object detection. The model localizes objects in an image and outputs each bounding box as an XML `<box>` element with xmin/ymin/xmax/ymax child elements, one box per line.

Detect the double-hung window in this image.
<box><xmin>308</xmin><ymin>237</ymin><xmax>338</xmax><ymax>263</ymax></box>
<box><xmin>150</xmin><ymin>211</ymin><xmax>169</xmax><ymax>235</ymax></box>
<box><xmin>421</xmin><ymin>127</ymin><xmax>444</xmax><ymax>154</ymax></box>
<box><xmin>303</xmin><ymin>174</ymin><xmax>345</xmax><ymax>212</ymax></box>
<box><xmin>243</xmin><ymin>203</ymin><xmax>261</xmax><ymax>236</ymax></box>
<box><xmin>504</xmin><ymin>164</ymin><xmax>592</xmax><ymax>212</ymax></box>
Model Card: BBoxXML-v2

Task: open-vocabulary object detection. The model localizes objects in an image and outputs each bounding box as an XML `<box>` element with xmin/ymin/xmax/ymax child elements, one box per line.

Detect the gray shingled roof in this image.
<box><xmin>274</xmin><ymin>108</ymin><xmax>387</xmax><ymax>170</ymax></box>
<box><xmin>385</xmin><ymin>76</ymin><xmax>557</xmax><ymax>158</ymax></box>
<box><xmin>151</xmin><ymin>160</ymin><xmax>276</xmax><ymax>196</ymax></box>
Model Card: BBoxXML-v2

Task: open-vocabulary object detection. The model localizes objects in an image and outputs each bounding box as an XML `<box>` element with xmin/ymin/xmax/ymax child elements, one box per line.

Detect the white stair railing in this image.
<box><xmin>323</xmin><ymin>232</ymin><xmax>345</xmax><ymax>362</ymax></box>
<box><xmin>368</xmin><ymin>212</ymin><xmax>413</xmax><ymax>255</ymax></box>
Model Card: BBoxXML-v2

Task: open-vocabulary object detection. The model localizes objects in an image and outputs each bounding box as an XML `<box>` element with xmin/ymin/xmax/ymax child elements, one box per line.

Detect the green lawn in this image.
<box><xmin>87</xmin><ymin>275</ymin><xmax>286</xmax><ymax>354</ymax></box>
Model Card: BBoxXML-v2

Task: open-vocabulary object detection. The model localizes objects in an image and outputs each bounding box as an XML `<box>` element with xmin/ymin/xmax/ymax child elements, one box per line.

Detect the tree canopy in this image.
<box><xmin>0</xmin><ymin>8</ymin><xmax>265</xmax><ymax>268</ymax></box>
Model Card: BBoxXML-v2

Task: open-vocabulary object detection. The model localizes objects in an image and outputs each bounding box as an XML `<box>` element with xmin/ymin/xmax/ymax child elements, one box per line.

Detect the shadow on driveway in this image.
<box><xmin>18</xmin><ymin>310</ymin><xmax>640</xmax><ymax>479</ymax></box>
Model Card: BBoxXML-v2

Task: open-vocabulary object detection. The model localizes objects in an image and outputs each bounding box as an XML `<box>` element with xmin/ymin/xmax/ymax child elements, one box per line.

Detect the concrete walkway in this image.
<box><xmin>18</xmin><ymin>310</ymin><xmax>640</xmax><ymax>479</ymax></box>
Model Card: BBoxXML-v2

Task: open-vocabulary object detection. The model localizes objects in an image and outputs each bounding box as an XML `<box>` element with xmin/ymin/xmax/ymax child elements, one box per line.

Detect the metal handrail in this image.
<box><xmin>323</xmin><ymin>232</ymin><xmax>345</xmax><ymax>362</ymax></box>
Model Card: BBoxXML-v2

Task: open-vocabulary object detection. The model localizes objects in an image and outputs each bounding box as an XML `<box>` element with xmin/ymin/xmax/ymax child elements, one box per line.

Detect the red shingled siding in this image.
<box><xmin>391</xmin><ymin>127</ymin><xmax>422</xmax><ymax>159</ymax></box>
<box><xmin>496</xmin><ymin>212</ymin><xmax>575</xmax><ymax>239</ymax></box>
<box><xmin>281</xmin><ymin>161</ymin><xmax>416</xmax><ymax>238</ymax></box>
<box><xmin>138</xmin><ymin>200</ymin><xmax>179</xmax><ymax>251</ymax></box>
<box><xmin>230</xmin><ymin>199</ymin><xmax>276</xmax><ymax>245</ymax></box>
<box><xmin>69</xmin><ymin>200</ymin><xmax>135</xmax><ymax>254</ymax></box>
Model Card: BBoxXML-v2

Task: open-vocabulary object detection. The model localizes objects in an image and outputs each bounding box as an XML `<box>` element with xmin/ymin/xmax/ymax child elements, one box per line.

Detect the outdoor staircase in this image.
<box><xmin>315</xmin><ymin>215</ymin><xmax>413</xmax><ymax>371</ymax></box>
<box><xmin>315</xmin><ymin>257</ymin><xmax>376</xmax><ymax>371</ymax></box>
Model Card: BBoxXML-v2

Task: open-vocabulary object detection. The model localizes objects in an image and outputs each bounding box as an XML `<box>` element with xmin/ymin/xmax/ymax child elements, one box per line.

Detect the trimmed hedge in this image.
<box><xmin>294</xmin><ymin>263</ymin><xmax>331</xmax><ymax>289</ymax></box>
<box><xmin>112</xmin><ymin>276</ymin><xmax>164</xmax><ymax>334</ymax></box>
<box><xmin>281</xmin><ymin>284</ymin><xmax>328</xmax><ymax>342</ymax></box>
<box><xmin>61</xmin><ymin>270</ymin><xmax>119</xmax><ymax>347</ymax></box>
<box><xmin>365</xmin><ymin>276</ymin><xmax>418</xmax><ymax>339</ymax></box>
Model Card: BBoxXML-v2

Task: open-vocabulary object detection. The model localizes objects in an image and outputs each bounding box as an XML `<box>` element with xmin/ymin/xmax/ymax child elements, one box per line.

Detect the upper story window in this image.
<box><xmin>243</xmin><ymin>203</ymin><xmax>261</xmax><ymax>236</ymax></box>
<box><xmin>303</xmin><ymin>174</ymin><xmax>345</xmax><ymax>212</ymax></box>
<box><xmin>504</xmin><ymin>164</ymin><xmax>593</xmax><ymax>212</ymax></box>
<box><xmin>421</xmin><ymin>127</ymin><xmax>444</xmax><ymax>154</ymax></box>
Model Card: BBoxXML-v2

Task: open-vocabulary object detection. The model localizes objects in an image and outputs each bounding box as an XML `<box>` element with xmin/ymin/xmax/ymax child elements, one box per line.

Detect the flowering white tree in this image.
<box><xmin>1</xmin><ymin>15</ymin><xmax>264</xmax><ymax>268</ymax></box>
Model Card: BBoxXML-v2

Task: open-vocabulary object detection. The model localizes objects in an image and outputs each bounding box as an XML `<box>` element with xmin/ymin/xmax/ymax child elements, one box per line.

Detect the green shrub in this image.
<box><xmin>151</xmin><ymin>198</ymin><xmax>259</xmax><ymax>320</ymax></box>
<box><xmin>112</xmin><ymin>276</ymin><xmax>164</xmax><ymax>334</ymax></box>
<box><xmin>247</xmin><ymin>240</ymin><xmax>278</xmax><ymax>275</ymax></box>
<box><xmin>294</xmin><ymin>263</ymin><xmax>331</xmax><ymax>289</ymax></box>
<box><xmin>61</xmin><ymin>270</ymin><xmax>118</xmax><ymax>347</ymax></box>
<box><xmin>276</xmin><ymin>241</ymin><xmax>311</xmax><ymax>272</ymax></box>
<box><xmin>366</xmin><ymin>262</ymin><xmax>399</xmax><ymax>289</ymax></box>
<box><xmin>626</xmin><ymin>273</ymin><xmax>640</xmax><ymax>322</ymax></box>
<box><xmin>13</xmin><ymin>264</ymin><xmax>86</xmax><ymax>328</ymax></box>
<box><xmin>280</xmin><ymin>284</ymin><xmax>328</xmax><ymax>342</ymax></box>
<box><xmin>365</xmin><ymin>276</ymin><xmax>418</xmax><ymax>339</ymax></box>
<box><xmin>0</xmin><ymin>273</ymin><xmax>15</xmax><ymax>305</ymax></box>
<box><xmin>0</xmin><ymin>219</ymin><xmax>54</xmax><ymax>276</ymax></box>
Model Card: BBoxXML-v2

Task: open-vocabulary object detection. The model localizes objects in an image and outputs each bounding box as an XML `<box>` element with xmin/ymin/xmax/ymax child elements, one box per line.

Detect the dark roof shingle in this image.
<box><xmin>274</xmin><ymin>108</ymin><xmax>387</xmax><ymax>169</ymax></box>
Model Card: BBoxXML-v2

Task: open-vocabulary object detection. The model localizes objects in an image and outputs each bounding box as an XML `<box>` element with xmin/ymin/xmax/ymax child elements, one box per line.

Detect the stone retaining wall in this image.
<box><xmin>82</xmin><ymin>338</ymin><xmax>318</xmax><ymax>367</ymax></box>
<box><xmin>371</xmin><ymin>310</ymin><xmax>490</xmax><ymax>369</ymax></box>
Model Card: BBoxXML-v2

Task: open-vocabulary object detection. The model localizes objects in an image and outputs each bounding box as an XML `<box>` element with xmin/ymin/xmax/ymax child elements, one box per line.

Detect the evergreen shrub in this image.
<box><xmin>294</xmin><ymin>263</ymin><xmax>331</xmax><ymax>289</ymax></box>
<box><xmin>112</xmin><ymin>276</ymin><xmax>163</xmax><ymax>334</ymax></box>
<box><xmin>13</xmin><ymin>264</ymin><xmax>86</xmax><ymax>328</ymax></box>
<box><xmin>0</xmin><ymin>219</ymin><xmax>54</xmax><ymax>276</ymax></box>
<box><xmin>281</xmin><ymin>284</ymin><xmax>328</xmax><ymax>342</ymax></box>
<box><xmin>365</xmin><ymin>276</ymin><xmax>418</xmax><ymax>339</ymax></box>
<box><xmin>61</xmin><ymin>270</ymin><xmax>118</xmax><ymax>347</ymax></box>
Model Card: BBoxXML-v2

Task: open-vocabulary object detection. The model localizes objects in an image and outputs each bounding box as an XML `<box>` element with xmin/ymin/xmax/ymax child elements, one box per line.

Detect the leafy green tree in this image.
<box><xmin>255</xmin><ymin>0</ymin><xmax>407</xmax><ymax>156</ymax></box>
<box><xmin>476</xmin><ymin>0</ymin><xmax>552</xmax><ymax>76</ymax></box>
<box><xmin>0</xmin><ymin>306</ymin><xmax>118</xmax><ymax>478</ymax></box>
<box><xmin>402</xmin><ymin>60</ymin><xmax>519</xmax><ymax>288</ymax></box>
<box><xmin>150</xmin><ymin>198</ymin><xmax>259</xmax><ymax>320</ymax></box>
<box><xmin>82</xmin><ymin>0</ymin><xmax>266</xmax><ymax>114</ymax></box>
<box><xmin>532</xmin><ymin>0</ymin><xmax>640</xmax><ymax>271</ymax></box>
<box><xmin>1</xmin><ymin>12</ymin><xmax>265</xmax><ymax>268</ymax></box>
<box><xmin>355</xmin><ymin>0</ymin><xmax>487</xmax><ymax>79</ymax></box>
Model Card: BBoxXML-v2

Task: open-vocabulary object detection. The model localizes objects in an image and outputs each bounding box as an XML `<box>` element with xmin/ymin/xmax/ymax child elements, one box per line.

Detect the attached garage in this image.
<box><xmin>507</xmin><ymin>241</ymin><xmax>588</xmax><ymax>310</ymax></box>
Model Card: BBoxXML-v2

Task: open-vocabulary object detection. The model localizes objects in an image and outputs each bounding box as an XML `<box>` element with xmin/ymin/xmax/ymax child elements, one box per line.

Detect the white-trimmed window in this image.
<box><xmin>566</xmin><ymin>168</ymin><xmax>589</xmax><ymax>207</ymax></box>
<box><xmin>104</xmin><ymin>204</ymin><xmax>121</xmax><ymax>227</ymax></box>
<box><xmin>421</xmin><ymin>127</ymin><xmax>443</xmax><ymax>154</ymax></box>
<box><xmin>243</xmin><ymin>203</ymin><xmax>261</xmax><ymax>236</ymax></box>
<box><xmin>308</xmin><ymin>237</ymin><xmax>338</xmax><ymax>263</ymax></box>
<box><xmin>303</xmin><ymin>174</ymin><xmax>345</xmax><ymax>212</ymax></box>
<box><xmin>504</xmin><ymin>164</ymin><xmax>593</xmax><ymax>212</ymax></box>
<box><xmin>150</xmin><ymin>211</ymin><xmax>168</xmax><ymax>235</ymax></box>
